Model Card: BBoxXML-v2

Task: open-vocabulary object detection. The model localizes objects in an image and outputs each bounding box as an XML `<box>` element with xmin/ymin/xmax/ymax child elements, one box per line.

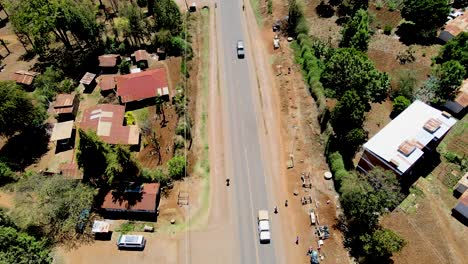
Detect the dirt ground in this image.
<box><xmin>254</xmin><ymin>0</ymin><xmax>351</xmax><ymax>262</ymax></box>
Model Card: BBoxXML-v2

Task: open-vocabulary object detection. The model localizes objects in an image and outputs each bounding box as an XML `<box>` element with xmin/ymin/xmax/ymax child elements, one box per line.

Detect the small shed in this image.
<box><xmin>98</xmin><ymin>54</ymin><xmax>121</xmax><ymax>73</ymax></box>
<box><xmin>132</xmin><ymin>50</ymin><xmax>149</xmax><ymax>69</ymax></box>
<box><xmin>11</xmin><ymin>70</ymin><xmax>39</xmax><ymax>86</ymax></box>
<box><xmin>452</xmin><ymin>190</ymin><xmax>468</xmax><ymax>226</ymax></box>
<box><xmin>50</xmin><ymin>121</ymin><xmax>75</xmax><ymax>152</ymax></box>
<box><xmin>98</xmin><ymin>75</ymin><xmax>116</xmax><ymax>95</ymax></box>
<box><xmin>80</xmin><ymin>72</ymin><xmax>97</xmax><ymax>92</ymax></box>
<box><xmin>53</xmin><ymin>93</ymin><xmax>79</xmax><ymax>120</ymax></box>
<box><xmin>92</xmin><ymin>220</ymin><xmax>112</xmax><ymax>240</ymax></box>
<box><xmin>454</xmin><ymin>173</ymin><xmax>468</xmax><ymax>198</ymax></box>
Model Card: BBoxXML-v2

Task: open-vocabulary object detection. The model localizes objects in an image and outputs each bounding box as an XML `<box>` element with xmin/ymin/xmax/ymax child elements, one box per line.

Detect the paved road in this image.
<box><xmin>217</xmin><ymin>1</ymin><xmax>278</xmax><ymax>263</ymax></box>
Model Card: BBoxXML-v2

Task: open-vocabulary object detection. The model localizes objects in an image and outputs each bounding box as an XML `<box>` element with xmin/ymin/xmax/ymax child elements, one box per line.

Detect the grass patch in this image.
<box><xmin>132</xmin><ymin>107</ymin><xmax>150</xmax><ymax>124</ymax></box>
<box><xmin>249</xmin><ymin>0</ymin><xmax>263</xmax><ymax>26</ymax></box>
<box><xmin>115</xmin><ymin>221</ymin><xmax>154</xmax><ymax>234</ymax></box>
<box><xmin>399</xmin><ymin>186</ymin><xmax>424</xmax><ymax>214</ymax></box>
<box><xmin>437</xmin><ymin>115</ymin><xmax>467</xmax><ymax>155</ymax></box>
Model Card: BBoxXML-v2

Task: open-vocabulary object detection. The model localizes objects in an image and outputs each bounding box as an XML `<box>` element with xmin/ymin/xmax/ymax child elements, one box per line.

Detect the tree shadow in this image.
<box><xmin>0</xmin><ymin>126</ymin><xmax>50</xmax><ymax>171</ymax></box>
<box><xmin>395</xmin><ymin>23</ymin><xmax>442</xmax><ymax>46</ymax></box>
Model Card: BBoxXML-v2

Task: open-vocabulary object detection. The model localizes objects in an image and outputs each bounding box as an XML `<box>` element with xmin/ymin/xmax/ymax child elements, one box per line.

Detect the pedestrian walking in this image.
<box><xmin>295</xmin><ymin>236</ymin><xmax>299</xmax><ymax>245</ymax></box>
<box><xmin>274</xmin><ymin>206</ymin><xmax>278</xmax><ymax>214</ymax></box>
<box><xmin>285</xmin><ymin>200</ymin><xmax>288</xmax><ymax>207</ymax></box>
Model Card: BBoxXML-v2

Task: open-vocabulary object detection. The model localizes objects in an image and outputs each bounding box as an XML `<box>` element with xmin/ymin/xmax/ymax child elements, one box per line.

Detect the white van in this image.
<box><xmin>258</xmin><ymin>210</ymin><xmax>271</xmax><ymax>243</ymax></box>
<box><xmin>117</xmin><ymin>235</ymin><xmax>146</xmax><ymax>250</ymax></box>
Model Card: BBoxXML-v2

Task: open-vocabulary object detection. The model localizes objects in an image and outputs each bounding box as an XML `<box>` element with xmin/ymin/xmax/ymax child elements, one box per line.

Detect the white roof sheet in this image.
<box><xmin>363</xmin><ymin>100</ymin><xmax>457</xmax><ymax>174</ymax></box>
<box><xmin>97</xmin><ymin>121</ymin><xmax>112</xmax><ymax>136</ymax></box>
<box><xmin>50</xmin><ymin>121</ymin><xmax>74</xmax><ymax>141</ymax></box>
<box><xmin>92</xmin><ymin>220</ymin><xmax>110</xmax><ymax>233</ymax></box>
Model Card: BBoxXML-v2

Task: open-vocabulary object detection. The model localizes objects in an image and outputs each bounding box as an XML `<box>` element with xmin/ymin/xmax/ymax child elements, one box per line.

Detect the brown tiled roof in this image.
<box><xmin>101</xmin><ymin>183</ymin><xmax>160</xmax><ymax>212</ymax></box>
<box><xmin>133</xmin><ymin>50</ymin><xmax>149</xmax><ymax>62</ymax></box>
<box><xmin>79</xmin><ymin>104</ymin><xmax>139</xmax><ymax>145</ymax></box>
<box><xmin>80</xmin><ymin>72</ymin><xmax>96</xmax><ymax>85</ymax></box>
<box><xmin>445</xmin><ymin>11</ymin><xmax>468</xmax><ymax>37</ymax></box>
<box><xmin>98</xmin><ymin>54</ymin><xmax>120</xmax><ymax>67</ymax></box>
<box><xmin>116</xmin><ymin>68</ymin><xmax>169</xmax><ymax>103</ymax></box>
<box><xmin>99</xmin><ymin>75</ymin><xmax>117</xmax><ymax>91</ymax></box>
<box><xmin>11</xmin><ymin>70</ymin><xmax>38</xmax><ymax>85</ymax></box>
<box><xmin>54</xmin><ymin>93</ymin><xmax>77</xmax><ymax>115</ymax></box>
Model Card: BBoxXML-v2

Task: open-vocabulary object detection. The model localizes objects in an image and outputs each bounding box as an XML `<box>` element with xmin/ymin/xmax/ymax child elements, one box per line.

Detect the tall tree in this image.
<box><xmin>433</xmin><ymin>60</ymin><xmax>466</xmax><ymax>103</ymax></box>
<box><xmin>154</xmin><ymin>0</ymin><xmax>182</xmax><ymax>35</ymax></box>
<box><xmin>167</xmin><ymin>155</ymin><xmax>186</xmax><ymax>180</ymax></box>
<box><xmin>120</xmin><ymin>2</ymin><xmax>148</xmax><ymax>45</ymax></box>
<box><xmin>4</xmin><ymin>0</ymin><xmax>100</xmax><ymax>53</ymax></box>
<box><xmin>76</xmin><ymin>129</ymin><xmax>140</xmax><ymax>185</ymax></box>
<box><xmin>360</xmin><ymin>228</ymin><xmax>406</xmax><ymax>260</ymax></box>
<box><xmin>338</xmin><ymin>0</ymin><xmax>369</xmax><ymax>17</ymax></box>
<box><xmin>340</xmin><ymin>9</ymin><xmax>370</xmax><ymax>51</ymax></box>
<box><xmin>401</xmin><ymin>0</ymin><xmax>450</xmax><ymax>39</ymax></box>
<box><xmin>320</xmin><ymin>48</ymin><xmax>390</xmax><ymax>108</ymax></box>
<box><xmin>0</xmin><ymin>81</ymin><xmax>46</xmax><ymax>137</ymax></box>
<box><xmin>435</xmin><ymin>32</ymin><xmax>468</xmax><ymax>78</ymax></box>
<box><xmin>11</xmin><ymin>174</ymin><xmax>96</xmax><ymax>242</ymax></box>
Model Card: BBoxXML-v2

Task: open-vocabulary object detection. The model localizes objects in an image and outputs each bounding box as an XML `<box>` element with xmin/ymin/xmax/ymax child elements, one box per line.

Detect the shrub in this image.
<box><xmin>316</xmin><ymin>2</ymin><xmax>335</xmax><ymax>18</ymax></box>
<box><xmin>142</xmin><ymin>167</ymin><xmax>170</xmax><ymax>186</ymax></box>
<box><xmin>119</xmin><ymin>60</ymin><xmax>131</xmax><ymax>74</ymax></box>
<box><xmin>176</xmin><ymin>118</ymin><xmax>192</xmax><ymax>140</ymax></box>
<box><xmin>330</xmin><ymin>152</ymin><xmax>346</xmax><ymax>172</ymax></box>
<box><xmin>335</xmin><ymin>169</ymin><xmax>348</xmax><ymax>182</ymax></box>
<box><xmin>167</xmin><ymin>155</ymin><xmax>186</xmax><ymax>180</ymax></box>
<box><xmin>443</xmin><ymin>151</ymin><xmax>462</xmax><ymax>164</ymax></box>
<box><xmin>125</xmin><ymin>111</ymin><xmax>135</xmax><ymax>125</ymax></box>
<box><xmin>173</xmin><ymin>135</ymin><xmax>185</xmax><ymax>151</ymax></box>
<box><xmin>267</xmin><ymin>0</ymin><xmax>273</xmax><ymax>14</ymax></box>
<box><xmin>384</xmin><ymin>25</ymin><xmax>392</xmax><ymax>35</ymax></box>
<box><xmin>295</xmin><ymin>18</ymin><xmax>310</xmax><ymax>35</ymax></box>
<box><xmin>392</xmin><ymin>96</ymin><xmax>411</xmax><ymax>116</ymax></box>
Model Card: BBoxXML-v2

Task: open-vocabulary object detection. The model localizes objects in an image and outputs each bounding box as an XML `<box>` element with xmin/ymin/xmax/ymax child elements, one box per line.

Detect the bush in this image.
<box><xmin>392</xmin><ymin>96</ymin><xmax>411</xmax><ymax>116</ymax></box>
<box><xmin>176</xmin><ymin>118</ymin><xmax>192</xmax><ymax>140</ymax></box>
<box><xmin>295</xmin><ymin>18</ymin><xmax>309</xmax><ymax>35</ymax></box>
<box><xmin>443</xmin><ymin>151</ymin><xmax>462</xmax><ymax>164</ymax></box>
<box><xmin>142</xmin><ymin>168</ymin><xmax>170</xmax><ymax>186</ymax></box>
<box><xmin>329</xmin><ymin>152</ymin><xmax>346</xmax><ymax>172</ymax></box>
<box><xmin>119</xmin><ymin>60</ymin><xmax>131</xmax><ymax>74</ymax></box>
<box><xmin>316</xmin><ymin>2</ymin><xmax>335</xmax><ymax>18</ymax></box>
<box><xmin>335</xmin><ymin>169</ymin><xmax>348</xmax><ymax>182</ymax></box>
<box><xmin>384</xmin><ymin>25</ymin><xmax>392</xmax><ymax>35</ymax></box>
<box><xmin>167</xmin><ymin>155</ymin><xmax>186</xmax><ymax>180</ymax></box>
<box><xmin>125</xmin><ymin>111</ymin><xmax>135</xmax><ymax>125</ymax></box>
<box><xmin>267</xmin><ymin>0</ymin><xmax>273</xmax><ymax>14</ymax></box>
<box><xmin>173</xmin><ymin>135</ymin><xmax>185</xmax><ymax>150</ymax></box>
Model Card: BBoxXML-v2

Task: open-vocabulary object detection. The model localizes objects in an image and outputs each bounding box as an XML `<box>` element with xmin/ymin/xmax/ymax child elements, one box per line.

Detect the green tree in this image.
<box><xmin>120</xmin><ymin>2</ymin><xmax>148</xmax><ymax>46</ymax></box>
<box><xmin>119</xmin><ymin>60</ymin><xmax>131</xmax><ymax>74</ymax></box>
<box><xmin>76</xmin><ymin>129</ymin><xmax>140</xmax><ymax>185</ymax></box>
<box><xmin>360</xmin><ymin>228</ymin><xmax>406</xmax><ymax>259</ymax></box>
<box><xmin>0</xmin><ymin>81</ymin><xmax>46</xmax><ymax>137</ymax></box>
<box><xmin>392</xmin><ymin>95</ymin><xmax>411</xmax><ymax>116</ymax></box>
<box><xmin>331</xmin><ymin>90</ymin><xmax>367</xmax><ymax>134</ymax></box>
<box><xmin>361</xmin><ymin>167</ymin><xmax>404</xmax><ymax>210</ymax></box>
<box><xmin>167</xmin><ymin>155</ymin><xmax>186</xmax><ymax>180</ymax></box>
<box><xmin>435</xmin><ymin>32</ymin><xmax>468</xmax><ymax>77</ymax></box>
<box><xmin>320</xmin><ymin>48</ymin><xmax>390</xmax><ymax>107</ymax></box>
<box><xmin>0</xmin><ymin>226</ymin><xmax>52</xmax><ymax>263</ymax></box>
<box><xmin>287</xmin><ymin>0</ymin><xmax>305</xmax><ymax>35</ymax></box>
<box><xmin>340</xmin><ymin>9</ymin><xmax>370</xmax><ymax>51</ymax></box>
<box><xmin>33</xmin><ymin>66</ymin><xmax>75</xmax><ymax>103</ymax></box>
<box><xmin>12</xmin><ymin>174</ymin><xmax>96</xmax><ymax>242</ymax></box>
<box><xmin>434</xmin><ymin>60</ymin><xmax>466</xmax><ymax>103</ymax></box>
<box><xmin>76</xmin><ymin>129</ymin><xmax>108</xmax><ymax>183</ymax></box>
<box><xmin>5</xmin><ymin>0</ymin><xmax>100</xmax><ymax>53</ymax></box>
<box><xmin>338</xmin><ymin>0</ymin><xmax>369</xmax><ymax>17</ymax></box>
<box><xmin>401</xmin><ymin>0</ymin><xmax>450</xmax><ymax>39</ymax></box>
<box><xmin>154</xmin><ymin>0</ymin><xmax>182</xmax><ymax>35</ymax></box>
<box><xmin>0</xmin><ymin>161</ymin><xmax>16</xmax><ymax>185</ymax></box>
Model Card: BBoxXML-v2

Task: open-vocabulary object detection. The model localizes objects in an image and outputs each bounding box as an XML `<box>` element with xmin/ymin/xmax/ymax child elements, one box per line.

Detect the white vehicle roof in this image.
<box><xmin>118</xmin><ymin>235</ymin><xmax>144</xmax><ymax>245</ymax></box>
<box><xmin>259</xmin><ymin>231</ymin><xmax>271</xmax><ymax>241</ymax></box>
<box><xmin>258</xmin><ymin>210</ymin><xmax>269</xmax><ymax>221</ymax></box>
<box><xmin>259</xmin><ymin>220</ymin><xmax>270</xmax><ymax>232</ymax></box>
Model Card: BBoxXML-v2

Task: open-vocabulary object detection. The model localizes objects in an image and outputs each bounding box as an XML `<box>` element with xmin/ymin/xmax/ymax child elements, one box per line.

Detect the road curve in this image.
<box><xmin>217</xmin><ymin>0</ymin><xmax>278</xmax><ymax>263</ymax></box>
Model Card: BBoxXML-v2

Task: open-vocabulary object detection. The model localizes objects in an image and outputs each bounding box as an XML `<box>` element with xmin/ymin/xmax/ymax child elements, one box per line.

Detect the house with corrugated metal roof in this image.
<box><xmin>357</xmin><ymin>100</ymin><xmax>457</xmax><ymax>179</ymax></box>
<box><xmin>452</xmin><ymin>190</ymin><xmax>468</xmax><ymax>226</ymax></box>
<box><xmin>100</xmin><ymin>183</ymin><xmax>161</xmax><ymax>221</ymax></box>
<box><xmin>115</xmin><ymin>68</ymin><xmax>170</xmax><ymax>107</ymax></box>
<box><xmin>79</xmin><ymin>104</ymin><xmax>140</xmax><ymax>145</ymax></box>
<box><xmin>53</xmin><ymin>93</ymin><xmax>79</xmax><ymax>121</ymax></box>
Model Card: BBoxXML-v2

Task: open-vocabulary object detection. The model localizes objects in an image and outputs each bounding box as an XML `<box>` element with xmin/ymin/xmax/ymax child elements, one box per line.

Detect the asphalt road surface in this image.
<box><xmin>217</xmin><ymin>1</ymin><xmax>278</xmax><ymax>263</ymax></box>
